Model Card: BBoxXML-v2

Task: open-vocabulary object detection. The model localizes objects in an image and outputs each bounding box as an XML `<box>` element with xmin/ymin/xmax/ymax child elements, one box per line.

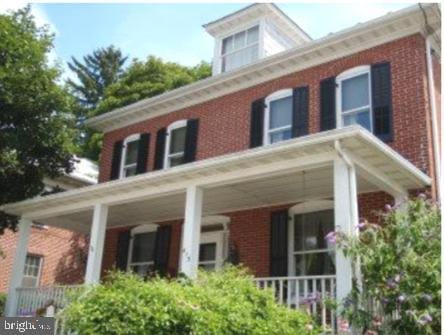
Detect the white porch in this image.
<box><xmin>1</xmin><ymin>126</ymin><xmax>430</xmax><ymax>325</ymax></box>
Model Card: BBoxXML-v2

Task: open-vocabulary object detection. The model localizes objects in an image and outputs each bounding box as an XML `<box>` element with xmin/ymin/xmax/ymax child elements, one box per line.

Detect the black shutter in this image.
<box><xmin>371</xmin><ymin>62</ymin><xmax>393</xmax><ymax>142</ymax></box>
<box><xmin>250</xmin><ymin>98</ymin><xmax>265</xmax><ymax>148</ymax></box>
<box><xmin>292</xmin><ymin>86</ymin><xmax>309</xmax><ymax>137</ymax></box>
<box><xmin>115</xmin><ymin>230</ymin><xmax>130</xmax><ymax>271</ymax></box>
<box><xmin>136</xmin><ymin>133</ymin><xmax>150</xmax><ymax>174</ymax></box>
<box><xmin>184</xmin><ymin>119</ymin><xmax>199</xmax><ymax>163</ymax></box>
<box><xmin>320</xmin><ymin>77</ymin><xmax>336</xmax><ymax>131</ymax></box>
<box><xmin>270</xmin><ymin>210</ymin><xmax>288</xmax><ymax>277</ymax></box>
<box><xmin>110</xmin><ymin>140</ymin><xmax>123</xmax><ymax>180</ymax></box>
<box><xmin>153</xmin><ymin>225</ymin><xmax>172</xmax><ymax>276</ymax></box>
<box><xmin>154</xmin><ymin>128</ymin><xmax>166</xmax><ymax>170</ymax></box>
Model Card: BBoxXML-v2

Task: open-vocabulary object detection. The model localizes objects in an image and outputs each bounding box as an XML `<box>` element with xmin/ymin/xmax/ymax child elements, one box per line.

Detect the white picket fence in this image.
<box><xmin>15</xmin><ymin>276</ymin><xmax>337</xmax><ymax>334</ymax></box>
<box><xmin>254</xmin><ymin>275</ymin><xmax>337</xmax><ymax>333</ymax></box>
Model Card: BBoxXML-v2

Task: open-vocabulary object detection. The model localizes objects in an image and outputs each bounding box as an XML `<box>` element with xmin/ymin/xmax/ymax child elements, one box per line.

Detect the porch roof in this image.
<box><xmin>1</xmin><ymin>126</ymin><xmax>430</xmax><ymax>233</ymax></box>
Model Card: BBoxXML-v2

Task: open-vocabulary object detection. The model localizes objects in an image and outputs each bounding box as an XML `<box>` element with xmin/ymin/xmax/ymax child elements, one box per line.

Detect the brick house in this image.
<box><xmin>0</xmin><ymin>159</ymin><xmax>97</xmax><ymax>292</ymax></box>
<box><xmin>1</xmin><ymin>3</ymin><xmax>440</xmax><ymax>330</ymax></box>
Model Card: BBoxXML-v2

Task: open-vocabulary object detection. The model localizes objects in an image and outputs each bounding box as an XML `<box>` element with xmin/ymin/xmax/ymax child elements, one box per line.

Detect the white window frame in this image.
<box><xmin>336</xmin><ymin>65</ymin><xmax>373</xmax><ymax>131</ymax></box>
<box><xmin>119</xmin><ymin>134</ymin><xmax>140</xmax><ymax>179</ymax></box>
<box><xmin>126</xmin><ymin>224</ymin><xmax>158</xmax><ymax>273</ymax></box>
<box><xmin>263</xmin><ymin>88</ymin><xmax>293</xmax><ymax>145</ymax></box>
<box><xmin>287</xmin><ymin>200</ymin><xmax>335</xmax><ymax>277</ymax></box>
<box><xmin>199</xmin><ymin>231</ymin><xmax>224</xmax><ymax>270</ymax></box>
<box><xmin>164</xmin><ymin>120</ymin><xmax>187</xmax><ymax>169</ymax></box>
<box><xmin>219</xmin><ymin>23</ymin><xmax>261</xmax><ymax>73</ymax></box>
<box><xmin>22</xmin><ymin>254</ymin><xmax>43</xmax><ymax>288</ymax></box>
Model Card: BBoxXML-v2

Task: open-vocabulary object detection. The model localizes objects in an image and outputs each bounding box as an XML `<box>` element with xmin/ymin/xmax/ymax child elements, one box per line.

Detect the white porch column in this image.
<box><xmin>180</xmin><ymin>185</ymin><xmax>203</xmax><ymax>278</ymax></box>
<box><xmin>334</xmin><ymin>157</ymin><xmax>359</xmax><ymax>303</ymax></box>
<box><xmin>5</xmin><ymin>218</ymin><xmax>32</xmax><ymax>316</ymax></box>
<box><xmin>85</xmin><ymin>204</ymin><xmax>108</xmax><ymax>284</ymax></box>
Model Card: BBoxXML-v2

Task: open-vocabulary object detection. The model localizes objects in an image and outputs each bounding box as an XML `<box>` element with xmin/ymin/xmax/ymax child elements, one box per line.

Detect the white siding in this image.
<box><xmin>263</xmin><ymin>20</ymin><xmax>295</xmax><ymax>57</ymax></box>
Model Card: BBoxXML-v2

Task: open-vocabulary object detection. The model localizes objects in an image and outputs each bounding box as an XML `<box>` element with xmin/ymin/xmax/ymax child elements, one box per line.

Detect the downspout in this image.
<box><xmin>420</xmin><ymin>3</ymin><xmax>441</xmax><ymax>200</ymax></box>
<box><xmin>425</xmin><ymin>36</ymin><xmax>441</xmax><ymax>200</ymax></box>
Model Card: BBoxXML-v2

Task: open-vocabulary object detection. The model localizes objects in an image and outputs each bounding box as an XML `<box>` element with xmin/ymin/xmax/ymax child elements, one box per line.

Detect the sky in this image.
<box><xmin>1</xmin><ymin>2</ymin><xmax>413</xmax><ymax>81</ymax></box>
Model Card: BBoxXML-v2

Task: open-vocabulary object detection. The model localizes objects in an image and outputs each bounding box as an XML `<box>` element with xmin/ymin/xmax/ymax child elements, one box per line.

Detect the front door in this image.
<box><xmin>198</xmin><ymin>231</ymin><xmax>224</xmax><ymax>271</ymax></box>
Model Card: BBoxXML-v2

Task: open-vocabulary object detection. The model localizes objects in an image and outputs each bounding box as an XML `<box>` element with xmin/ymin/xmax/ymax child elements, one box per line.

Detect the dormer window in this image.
<box><xmin>204</xmin><ymin>4</ymin><xmax>311</xmax><ymax>75</ymax></box>
<box><xmin>221</xmin><ymin>25</ymin><xmax>259</xmax><ymax>73</ymax></box>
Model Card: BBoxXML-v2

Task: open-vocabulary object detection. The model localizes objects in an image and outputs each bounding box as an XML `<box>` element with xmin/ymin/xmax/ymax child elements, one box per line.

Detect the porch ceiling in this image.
<box><xmin>1</xmin><ymin>126</ymin><xmax>430</xmax><ymax>233</ymax></box>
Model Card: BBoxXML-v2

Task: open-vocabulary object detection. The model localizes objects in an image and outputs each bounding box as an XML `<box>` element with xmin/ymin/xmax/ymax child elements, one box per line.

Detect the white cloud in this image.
<box><xmin>0</xmin><ymin>2</ymin><xmax>58</xmax><ymax>35</ymax></box>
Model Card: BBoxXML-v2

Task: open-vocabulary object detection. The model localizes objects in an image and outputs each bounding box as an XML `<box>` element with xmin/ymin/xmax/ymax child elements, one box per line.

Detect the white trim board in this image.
<box><xmin>0</xmin><ymin>127</ymin><xmax>431</xmax><ymax>222</ymax></box>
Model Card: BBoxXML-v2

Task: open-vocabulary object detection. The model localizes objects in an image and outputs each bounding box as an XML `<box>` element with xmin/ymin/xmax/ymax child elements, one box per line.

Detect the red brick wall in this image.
<box><xmin>0</xmin><ymin>227</ymin><xmax>87</xmax><ymax>293</ymax></box>
<box><xmin>99</xmin><ymin>34</ymin><xmax>433</xmax><ymax>183</ymax></box>
<box><xmin>101</xmin><ymin>193</ymin><xmax>391</xmax><ymax>278</ymax></box>
<box><xmin>101</xmin><ymin>221</ymin><xmax>182</xmax><ymax>278</ymax></box>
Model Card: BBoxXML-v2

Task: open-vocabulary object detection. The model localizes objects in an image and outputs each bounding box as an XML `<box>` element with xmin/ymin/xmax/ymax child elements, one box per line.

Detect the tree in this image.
<box><xmin>81</xmin><ymin>57</ymin><xmax>211</xmax><ymax>161</ymax></box>
<box><xmin>0</xmin><ymin>6</ymin><xmax>77</xmax><ymax>233</ymax></box>
<box><xmin>92</xmin><ymin>56</ymin><xmax>212</xmax><ymax>117</ymax></box>
<box><xmin>67</xmin><ymin>45</ymin><xmax>128</xmax><ymax>111</ymax></box>
<box><xmin>333</xmin><ymin>195</ymin><xmax>440</xmax><ymax>334</ymax></box>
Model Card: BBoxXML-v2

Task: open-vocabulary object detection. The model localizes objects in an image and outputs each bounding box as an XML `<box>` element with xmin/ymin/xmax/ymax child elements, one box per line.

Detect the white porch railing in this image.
<box><xmin>254</xmin><ymin>275</ymin><xmax>336</xmax><ymax>333</ymax></box>
<box><xmin>15</xmin><ymin>285</ymin><xmax>83</xmax><ymax>317</ymax></box>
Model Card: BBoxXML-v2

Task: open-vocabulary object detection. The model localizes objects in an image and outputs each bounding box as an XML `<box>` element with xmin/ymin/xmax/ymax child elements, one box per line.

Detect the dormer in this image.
<box><xmin>204</xmin><ymin>3</ymin><xmax>311</xmax><ymax>75</ymax></box>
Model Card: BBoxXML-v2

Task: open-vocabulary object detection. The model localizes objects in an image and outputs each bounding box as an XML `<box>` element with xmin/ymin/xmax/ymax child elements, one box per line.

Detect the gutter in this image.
<box><xmin>420</xmin><ymin>3</ymin><xmax>441</xmax><ymax>200</ymax></box>
<box><xmin>425</xmin><ymin>36</ymin><xmax>441</xmax><ymax>200</ymax></box>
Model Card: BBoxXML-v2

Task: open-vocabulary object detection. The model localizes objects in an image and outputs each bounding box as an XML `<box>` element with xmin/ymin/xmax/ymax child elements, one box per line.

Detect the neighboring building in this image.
<box><xmin>0</xmin><ymin>158</ymin><xmax>97</xmax><ymax>293</ymax></box>
<box><xmin>1</xmin><ymin>3</ymin><xmax>440</xmax><ymax>330</ymax></box>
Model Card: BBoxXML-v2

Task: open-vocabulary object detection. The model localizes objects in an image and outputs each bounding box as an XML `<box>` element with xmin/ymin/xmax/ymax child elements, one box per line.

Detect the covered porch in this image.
<box><xmin>1</xmin><ymin>127</ymin><xmax>429</xmax><ymax>330</ymax></box>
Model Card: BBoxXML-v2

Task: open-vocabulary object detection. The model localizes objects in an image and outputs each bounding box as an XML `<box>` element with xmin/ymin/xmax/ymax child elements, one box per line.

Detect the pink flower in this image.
<box><xmin>384</xmin><ymin>204</ymin><xmax>392</xmax><ymax>212</ymax></box>
<box><xmin>418</xmin><ymin>314</ymin><xmax>433</xmax><ymax>325</ymax></box>
<box><xmin>325</xmin><ymin>231</ymin><xmax>337</xmax><ymax>244</ymax></box>
<box><xmin>338</xmin><ymin>318</ymin><xmax>350</xmax><ymax>332</ymax></box>
<box><xmin>356</xmin><ymin>221</ymin><xmax>367</xmax><ymax>231</ymax></box>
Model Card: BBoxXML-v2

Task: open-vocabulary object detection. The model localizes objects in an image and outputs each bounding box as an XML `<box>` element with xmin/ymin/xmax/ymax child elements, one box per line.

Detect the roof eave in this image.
<box><xmin>85</xmin><ymin>4</ymin><xmax>439</xmax><ymax>133</ymax></box>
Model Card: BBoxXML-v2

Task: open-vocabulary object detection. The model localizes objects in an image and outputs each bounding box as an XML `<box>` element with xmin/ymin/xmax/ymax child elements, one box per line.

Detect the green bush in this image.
<box><xmin>65</xmin><ymin>267</ymin><xmax>317</xmax><ymax>335</ymax></box>
<box><xmin>0</xmin><ymin>292</ymin><xmax>6</xmax><ymax>316</ymax></box>
<box><xmin>335</xmin><ymin>196</ymin><xmax>440</xmax><ymax>334</ymax></box>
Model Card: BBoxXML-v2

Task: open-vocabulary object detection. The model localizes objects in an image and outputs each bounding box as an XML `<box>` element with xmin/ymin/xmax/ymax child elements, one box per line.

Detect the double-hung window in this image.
<box><xmin>165</xmin><ymin>120</ymin><xmax>187</xmax><ymax>168</ymax></box>
<box><xmin>264</xmin><ymin>89</ymin><xmax>293</xmax><ymax>144</ymax></box>
<box><xmin>120</xmin><ymin>134</ymin><xmax>140</xmax><ymax>177</ymax></box>
<box><xmin>22</xmin><ymin>254</ymin><xmax>43</xmax><ymax>287</ymax></box>
<box><xmin>337</xmin><ymin>65</ymin><xmax>372</xmax><ymax>131</ymax></box>
<box><xmin>292</xmin><ymin>210</ymin><xmax>335</xmax><ymax>276</ymax></box>
<box><xmin>221</xmin><ymin>25</ymin><xmax>259</xmax><ymax>73</ymax></box>
<box><xmin>127</xmin><ymin>227</ymin><xmax>157</xmax><ymax>277</ymax></box>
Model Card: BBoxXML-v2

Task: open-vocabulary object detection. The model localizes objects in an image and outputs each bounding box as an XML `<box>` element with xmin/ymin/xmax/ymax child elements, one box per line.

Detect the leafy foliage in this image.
<box><xmin>335</xmin><ymin>196</ymin><xmax>440</xmax><ymax>334</ymax></box>
<box><xmin>92</xmin><ymin>56</ymin><xmax>211</xmax><ymax>117</ymax></box>
<box><xmin>0</xmin><ymin>292</ymin><xmax>6</xmax><ymax>316</ymax></box>
<box><xmin>68</xmin><ymin>45</ymin><xmax>128</xmax><ymax>111</ymax></box>
<box><xmin>0</xmin><ymin>6</ymin><xmax>76</xmax><ymax>233</ymax></box>
<box><xmin>76</xmin><ymin>56</ymin><xmax>211</xmax><ymax>161</ymax></box>
<box><xmin>65</xmin><ymin>267</ymin><xmax>317</xmax><ymax>335</ymax></box>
